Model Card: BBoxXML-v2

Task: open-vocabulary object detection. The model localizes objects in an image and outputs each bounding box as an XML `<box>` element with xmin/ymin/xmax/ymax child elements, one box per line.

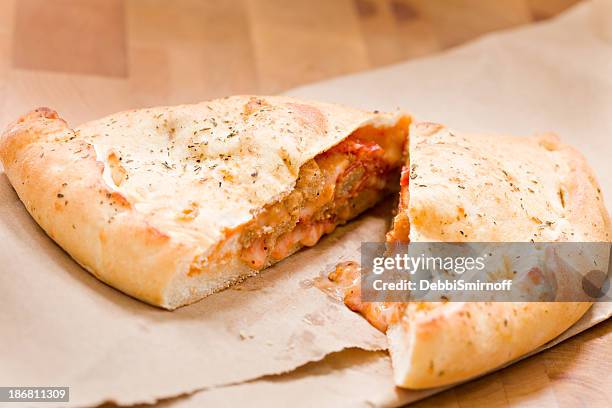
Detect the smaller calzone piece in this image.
<box><xmin>330</xmin><ymin>122</ymin><xmax>611</xmax><ymax>389</ymax></box>
<box><xmin>0</xmin><ymin>96</ymin><xmax>410</xmax><ymax>309</ymax></box>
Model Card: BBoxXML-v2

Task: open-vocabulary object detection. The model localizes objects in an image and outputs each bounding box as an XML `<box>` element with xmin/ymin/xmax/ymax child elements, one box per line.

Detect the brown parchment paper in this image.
<box><xmin>0</xmin><ymin>2</ymin><xmax>611</xmax><ymax>408</ymax></box>
<box><xmin>0</xmin><ymin>176</ymin><xmax>389</xmax><ymax>408</ymax></box>
<box><xmin>149</xmin><ymin>305</ymin><xmax>612</xmax><ymax>408</ymax></box>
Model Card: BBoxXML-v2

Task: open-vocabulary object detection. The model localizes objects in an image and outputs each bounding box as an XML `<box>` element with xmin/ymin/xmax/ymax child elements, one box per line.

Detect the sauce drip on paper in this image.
<box><xmin>317</xmin><ymin>261</ymin><xmax>405</xmax><ymax>333</ymax></box>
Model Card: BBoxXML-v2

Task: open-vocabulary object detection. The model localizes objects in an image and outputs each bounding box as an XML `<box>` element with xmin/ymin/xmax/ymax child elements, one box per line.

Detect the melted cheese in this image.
<box><xmin>239</xmin><ymin>129</ymin><xmax>404</xmax><ymax>271</ymax></box>
<box><xmin>325</xmin><ymin>261</ymin><xmax>405</xmax><ymax>333</ymax></box>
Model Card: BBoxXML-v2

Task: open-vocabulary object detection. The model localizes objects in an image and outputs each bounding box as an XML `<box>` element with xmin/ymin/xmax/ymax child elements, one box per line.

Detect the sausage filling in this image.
<box><xmin>239</xmin><ymin>122</ymin><xmax>408</xmax><ymax>270</ymax></box>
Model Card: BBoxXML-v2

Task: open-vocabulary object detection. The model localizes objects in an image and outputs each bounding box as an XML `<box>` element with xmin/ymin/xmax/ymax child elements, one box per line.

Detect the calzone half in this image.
<box><xmin>330</xmin><ymin>122</ymin><xmax>611</xmax><ymax>389</ymax></box>
<box><xmin>0</xmin><ymin>96</ymin><xmax>410</xmax><ymax>309</ymax></box>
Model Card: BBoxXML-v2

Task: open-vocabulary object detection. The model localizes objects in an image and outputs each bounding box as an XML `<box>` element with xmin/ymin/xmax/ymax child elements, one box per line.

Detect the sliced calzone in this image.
<box><xmin>0</xmin><ymin>96</ymin><xmax>410</xmax><ymax>309</ymax></box>
<box><xmin>330</xmin><ymin>122</ymin><xmax>611</xmax><ymax>388</ymax></box>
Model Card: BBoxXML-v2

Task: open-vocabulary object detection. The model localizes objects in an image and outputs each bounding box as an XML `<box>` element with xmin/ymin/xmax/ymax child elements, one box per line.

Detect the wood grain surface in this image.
<box><xmin>0</xmin><ymin>0</ymin><xmax>609</xmax><ymax>407</ymax></box>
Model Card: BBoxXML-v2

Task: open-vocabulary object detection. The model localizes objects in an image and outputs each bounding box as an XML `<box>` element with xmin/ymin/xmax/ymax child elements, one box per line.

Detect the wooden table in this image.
<box><xmin>0</xmin><ymin>1</ymin><xmax>610</xmax><ymax>407</ymax></box>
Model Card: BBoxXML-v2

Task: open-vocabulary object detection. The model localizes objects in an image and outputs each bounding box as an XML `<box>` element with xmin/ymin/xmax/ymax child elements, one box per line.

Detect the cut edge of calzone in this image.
<box><xmin>329</xmin><ymin>121</ymin><xmax>610</xmax><ymax>389</ymax></box>
<box><xmin>0</xmin><ymin>96</ymin><xmax>411</xmax><ymax>309</ymax></box>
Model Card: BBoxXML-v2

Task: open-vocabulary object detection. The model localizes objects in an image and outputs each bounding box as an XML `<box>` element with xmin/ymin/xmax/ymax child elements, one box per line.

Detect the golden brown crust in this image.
<box><xmin>0</xmin><ymin>108</ymin><xmax>193</xmax><ymax>307</ymax></box>
<box><xmin>405</xmin><ymin>123</ymin><xmax>610</xmax><ymax>243</ymax></box>
<box><xmin>388</xmin><ymin>301</ymin><xmax>592</xmax><ymax>388</ymax></box>
<box><xmin>387</xmin><ymin>122</ymin><xmax>610</xmax><ymax>389</ymax></box>
<box><xmin>0</xmin><ymin>96</ymin><xmax>410</xmax><ymax>309</ymax></box>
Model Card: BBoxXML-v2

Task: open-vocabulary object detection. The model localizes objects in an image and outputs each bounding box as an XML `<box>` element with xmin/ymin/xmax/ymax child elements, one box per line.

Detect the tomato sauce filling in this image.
<box><xmin>326</xmin><ymin>139</ymin><xmax>412</xmax><ymax>333</ymax></box>
<box><xmin>323</xmin><ymin>261</ymin><xmax>406</xmax><ymax>332</ymax></box>
<box><xmin>239</xmin><ymin>122</ymin><xmax>408</xmax><ymax>270</ymax></box>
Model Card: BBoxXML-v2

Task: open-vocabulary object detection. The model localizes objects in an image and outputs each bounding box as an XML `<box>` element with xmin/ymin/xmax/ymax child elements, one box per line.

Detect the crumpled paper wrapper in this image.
<box><xmin>0</xmin><ymin>2</ymin><xmax>610</xmax><ymax>407</ymax></box>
